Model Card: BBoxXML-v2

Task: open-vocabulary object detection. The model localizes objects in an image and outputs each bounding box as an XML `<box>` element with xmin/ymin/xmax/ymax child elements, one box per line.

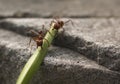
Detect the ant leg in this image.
<box><xmin>43</xmin><ymin>27</ymin><xmax>53</xmax><ymax>37</ymax></box>
<box><xmin>36</xmin><ymin>45</ymin><xmax>43</xmax><ymax>49</ymax></box>
<box><xmin>37</xmin><ymin>44</ymin><xmax>43</xmax><ymax>50</ymax></box>
<box><xmin>39</xmin><ymin>24</ymin><xmax>53</xmax><ymax>37</ymax></box>
<box><xmin>41</xmin><ymin>46</ymin><xmax>43</xmax><ymax>50</ymax></box>
<box><xmin>29</xmin><ymin>42</ymin><xmax>35</xmax><ymax>55</ymax></box>
<box><xmin>64</xmin><ymin>19</ymin><xmax>73</xmax><ymax>25</ymax></box>
<box><xmin>41</xmin><ymin>24</ymin><xmax>50</xmax><ymax>36</ymax></box>
<box><xmin>41</xmin><ymin>24</ymin><xmax>45</xmax><ymax>30</ymax></box>
<box><xmin>44</xmin><ymin>38</ymin><xmax>50</xmax><ymax>47</ymax></box>
<box><xmin>47</xmin><ymin>30</ymin><xmax>53</xmax><ymax>37</ymax></box>
<box><xmin>26</xmin><ymin>37</ymin><xmax>33</xmax><ymax>50</ymax></box>
<box><xmin>28</xmin><ymin>37</ymin><xmax>32</xmax><ymax>48</ymax></box>
<box><xmin>50</xmin><ymin>20</ymin><xmax>54</xmax><ymax>26</ymax></box>
<box><xmin>29</xmin><ymin>30</ymin><xmax>39</xmax><ymax>36</ymax></box>
<box><xmin>64</xmin><ymin>19</ymin><xmax>76</xmax><ymax>29</ymax></box>
<box><xmin>65</xmin><ymin>19</ymin><xmax>75</xmax><ymax>27</ymax></box>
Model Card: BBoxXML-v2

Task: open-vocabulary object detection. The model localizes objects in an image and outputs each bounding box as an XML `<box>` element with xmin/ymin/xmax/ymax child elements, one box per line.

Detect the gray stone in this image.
<box><xmin>0</xmin><ymin>18</ymin><xmax>120</xmax><ymax>84</ymax></box>
<box><xmin>0</xmin><ymin>29</ymin><xmax>120</xmax><ymax>84</ymax></box>
<box><xmin>0</xmin><ymin>18</ymin><xmax>120</xmax><ymax>72</ymax></box>
<box><xmin>1</xmin><ymin>0</ymin><xmax>120</xmax><ymax>18</ymax></box>
<box><xmin>54</xmin><ymin>18</ymin><xmax>120</xmax><ymax>72</ymax></box>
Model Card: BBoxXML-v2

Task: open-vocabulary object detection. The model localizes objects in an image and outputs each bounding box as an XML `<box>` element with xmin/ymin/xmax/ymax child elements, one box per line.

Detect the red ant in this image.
<box><xmin>50</xmin><ymin>18</ymin><xmax>74</xmax><ymax>40</ymax></box>
<box><xmin>51</xmin><ymin>18</ymin><xmax>73</xmax><ymax>30</ymax></box>
<box><xmin>28</xmin><ymin>25</ymin><xmax>50</xmax><ymax>49</ymax></box>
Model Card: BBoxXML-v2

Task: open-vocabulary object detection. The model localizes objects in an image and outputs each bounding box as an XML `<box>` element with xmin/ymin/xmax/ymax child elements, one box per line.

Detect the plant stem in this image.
<box><xmin>16</xmin><ymin>23</ymin><xmax>57</xmax><ymax>84</ymax></box>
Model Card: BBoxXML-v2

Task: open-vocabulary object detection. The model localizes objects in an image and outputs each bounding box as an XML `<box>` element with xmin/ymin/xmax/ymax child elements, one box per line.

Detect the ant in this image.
<box><xmin>50</xmin><ymin>18</ymin><xmax>74</xmax><ymax>39</ymax></box>
<box><xmin>51</xmin><ymin>18</ymin><xmax>74</xmax><ymax>30</ymax></box>
<box><xmin>28</xmin><ymin>25</ymin><xmax>50</xmax><ymax>49</ymax></box>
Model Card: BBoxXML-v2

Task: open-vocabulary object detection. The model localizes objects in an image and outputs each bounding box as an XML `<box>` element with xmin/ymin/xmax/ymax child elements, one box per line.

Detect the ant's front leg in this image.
<box><xmin>39</xmin><ymin>24</ymin><xmax>45</xmax><ymax>34</ymax></box>
<box><xmin>43</xmin><ymin>38</ymin><xmax>50</xmax><ymax>47</ymax></box>
<box><xmin>64</xmin><ymin>19</ymin><xmax>74</xmax><ymax>25</ymax></box>
<box><xmin>43</xmin><ymin>28</ymin><xmax>53</xmax><ymax>37</ymax></box>
<box><xmin>64</xmin><ymin>19</ymin><xmax>75</xmax><ymax>28</ymax></box>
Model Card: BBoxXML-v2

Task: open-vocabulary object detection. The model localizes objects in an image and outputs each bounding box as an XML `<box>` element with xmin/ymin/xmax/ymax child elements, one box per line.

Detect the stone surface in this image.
<box><xmin>0</xmin><ymin>18</ymin><xmax>120</xmax><ymax>71</ymax></box>
<box><xmin>0</xmin><ymin>18</ymin><xmax>120</xmax><ymax>84</ymax></box>
<box><xmin>1</xmin><ymin>29</ymin><xmax>120</xmax><ymax>84</ymax></box>
<box><xmin>1</xmin><ymin>0</ymin><xmax>120</xmax><ymax>18</ymax></box>
<box><xmin>54</xmin><ymin>18</ymin><xmax>120</xmax><ymax>72</ymax></box>
<box><xmin>1</xmin><ymin>0</ymin><xmax>120</xmax><ymax>84</ymax></box>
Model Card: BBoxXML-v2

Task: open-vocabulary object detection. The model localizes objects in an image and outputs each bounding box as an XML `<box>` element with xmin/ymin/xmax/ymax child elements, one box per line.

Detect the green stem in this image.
<box><xmin>16</xmin><ymin>23</ymin><xmax>57</xmax><ymax>84</ymax></box>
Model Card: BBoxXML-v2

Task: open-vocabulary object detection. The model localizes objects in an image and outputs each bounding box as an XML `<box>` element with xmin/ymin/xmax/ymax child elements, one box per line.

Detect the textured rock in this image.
<box><xmin>0</xmin><ymin>29</ymin><xmax>120</xmax><ymax>84</ymax></box>
<box><xmin>54</xmin><ymin>18</ymin><xmax>120</xmax><ymax>72</ymax></box>
<box><xmin>0</xmin><ymin>18</ymin><xmax>120</xmax><ymax>84</ymax></box>
<box><xmin>0</xmin><ymin>18</ymin><xmax>120</xmax><ymax>71</ymax></box>
<box><xmin>1</xmin><ymin>0</ymin><xmax>120</xmax><ymax>18</ymax></box>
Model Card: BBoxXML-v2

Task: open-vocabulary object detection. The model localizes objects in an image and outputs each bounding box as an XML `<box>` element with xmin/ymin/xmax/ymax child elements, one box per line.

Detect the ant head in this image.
<box><xmin>38</xmin><ymin>30</ymin><xmax>43</xmax><ymax>34</ymax></box>
<box><xmin>58</xmin><ymin>21</ymin><xmax>64</xmax><ymax>28</ymax></box>
<box><xmin>38</xmin><ymin>35</ymin><xmax>43</xmax><ymax>40</ymax></box>
<box><xmin>53</xmin><ymin>20</ymin><xmax>64</xmax><ymax>30</ymax></box>
<box><xmin>36</xmin><ymin>40</ymin><xmax>43</xmax><ymax>47</ymax></box>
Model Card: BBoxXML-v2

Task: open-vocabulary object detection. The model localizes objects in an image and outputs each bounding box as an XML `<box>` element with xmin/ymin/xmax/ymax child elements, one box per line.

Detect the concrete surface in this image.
<box><xmin>0</xmin><ymin>18</ymin><xmax>120</xmax><ymax>84</ymax></box>
<box><xmin>1</xmin><ymin>0</ymin><xmax>120</xmax><ymax>18</ymax></box>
